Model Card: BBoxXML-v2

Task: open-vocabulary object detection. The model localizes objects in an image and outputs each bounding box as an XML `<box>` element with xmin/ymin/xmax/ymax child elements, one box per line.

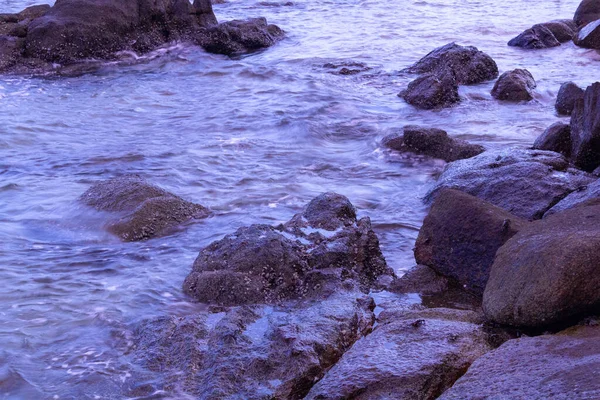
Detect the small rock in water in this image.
<box><xmin>508</xmin><ymin>24</ymin><xmax>561</xmax><ymax>49</ymax></box>
<box><xmin>555</xmin><ymin>81</ymin><xmax>584</xmax><ymax>115</ymax></box>
<box><xmin>491</xmin><ymin>69</ymin><xmax>536</xmax><ymax>101</ymax></box>
<box><xmin>532</xmin><ymin>122</ymin><xmax>571</xmax><ymax>157</ymax></box>
<box><xmin>399</xmin><ymin>71</ymin><xmax>460</xmax><ymax>110</ymax></box>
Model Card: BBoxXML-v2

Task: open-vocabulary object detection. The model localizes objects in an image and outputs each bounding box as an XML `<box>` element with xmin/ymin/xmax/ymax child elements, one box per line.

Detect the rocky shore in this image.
<box><xmin>4</xmin><ymin>0</ymin><xmax>600</xmax><ymax>398</ymax></box>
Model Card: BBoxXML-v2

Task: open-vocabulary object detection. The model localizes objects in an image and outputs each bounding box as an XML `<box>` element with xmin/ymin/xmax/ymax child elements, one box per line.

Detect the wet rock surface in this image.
<box><xmin>0</xmin><ymin>0</ymin><xmax>283</xmax><ymax>74</ymax></box>
<box><xmin>508</xmin><ymin>24</ymin><xmax>561</xmax><ymax>49</ymax></box>
<box><xmin>80</xmin><ymin>175</ymin><xmax>209</xmax><ymax>241</ymax></box>
<box><xmin>439</xmin><ymin>325</ymin><xmax>600</xmax><ymax>399</ymax></box>
<box><xmin>570</xmin><ymin>82</ymin><xmax>600</xmax><ymax>171</ymax></box>
<box><xmin>538</xmin><ymin>19</ymin><xmax>578</xmax><ymax>42</ymax></box>
<box><xmin>483</xmin><ymin>203</ymin><xmax>600</xmax><ymax>329</ymax></box>
<box><xmin>533</xmin><ymin>122</ymin><xmax>571</xmax><ymax>157</ymax></box>
<box><xmin>491</xmin><ymin>69</ymin><xmax>536</xmax><ymax>101</ymax></box>
<box><xmin>134</xmin><ymin>292</ymin><xmax>375</xmax><ymax>399</ymax></box>
<box><xmin>403</xmin><ymin>42</ymin><xmax>498</xmax><ymax>85</ymax></box>
<box><xmin>556</xmin><ymin>81</ymin><xmax>584</xmax><ymax>115</ymax></box>
<box><xmin>574</xmin><ymin>19</ymin><xmax>600</xmax><ymax>49</ymax></box>
<box><xmin>382</xmin><ymin>126</ymin><xmax>484</xmax><ymax>162</ymax></box>
<box><xmin>574</xmin><ymin>0</ymin><xmax>600</xmax><ymax>27</ymax></box>
<box><xmin>399</xmin><ymin>72</ymin><xmax>460</xmax><ymax>110</ymax></box>
<box><xmin>305</xmin><ymin>306</ymin><xmax>492</xmax><ymax>400</ymax></box>
<box><xmin>426</xmin><ymin>148</ymin><xmax>593</xmax><ymax>220</ymax></box>
<box><xmin>183</xmin><ymin>192</ymin><xmax>394</xmax><ymax>306</ymax></box>
<box><xmin>545</xmin><ymin>178</ymin><xmax>600</xmax><ymax>216</ymax></box>
<box><xmin>415</xmin><ymin>189</ymin><xmax>527</xmax><ymax>296</ymax></box>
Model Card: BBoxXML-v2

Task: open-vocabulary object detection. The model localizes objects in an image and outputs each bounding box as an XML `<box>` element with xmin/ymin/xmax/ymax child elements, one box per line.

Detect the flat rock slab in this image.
<box><xmin>305</xmin><ymin>307</ymin><xmax>492</xmax><ymax>400</ymax></box>
<box><xmin>545</xmin><ymin>178</ymin><xmax>600</xmax><ymax>216</ymax></box>
<box><xmin>426</xmin><ymin>148</ymin><xmax>594</xmax><ymax>220</ymax></box>
<box><xmin>439</xmin><ymin>325</ymin><xmax>600</xmax><ymax>399</ymax></box>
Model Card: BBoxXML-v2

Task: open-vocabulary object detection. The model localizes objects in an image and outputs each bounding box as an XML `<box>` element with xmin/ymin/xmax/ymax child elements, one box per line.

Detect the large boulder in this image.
<box><xmin>545</xmin><ymin>179</ymin><xmax>600</xmax><ymax>216</ymax></box>
<box><xmin>570</xmin><ymin>82</ymin><xmax>600</xmax><ymax>171</ymax></box>
<box><xmin>574</xmin><ymin>0</ymin><xmax>600</xmax><ymax>27</ymax></box>
<box><xmin>80</xmin><ymin>175</ymin><xmax>209</xmax><ymax>241</ymax></box>
<box><xmin>415</xmin><ymin>189</ymin><xmax>527</xmax><ymax>296</ymax></box>
<box><xmin>483</xmin><ymin>203</ymin><xmax>600</xmax><ymax>328</ymax></box>
<box><xmin>439</xmin><ymin>325</ymin><xmax>600</xmax><ymax>399</ymax></box>
<box><xmin>425</xmin><ymin>148</ymin><xmax>594</xmax><ymax>220</ymax></box>
<box><xmin>399</xmin><ymin>72</ymin><xmax>460</xmax><ymax>110</ymax></box>
<box><xmin>134</xmin><ymin>292</ymin><xmax>375</xmax><ymax>399</ymax></box>
<box><xmin>574</xmin><ymin>19</ymin><xmax>600</xmax><ymax>49</ymax></box>
<box><xmin>382</xmin><ymin>126</ymin><xmax>484</xmax><ymax>162</ymax></box>
<box><xmin>537</xmin><ymin>19</ymin><xmax>577</xmax><ymax>42</ymax></box>
<box><xmin>403</xmin><ymin>42</ymin><xmax>498</xmax><ymax>85</ymax></box>
<box><xmin>183</xmin><ymin>192</ymin><xmax>394</xmax><ymax>306</ymax></box>
<box><xmin>508</xmin><ymin>25</ymin><xmax>560</xmax><ymax>49</ymax></box>
<box><xmin>491</xmin><ymin>69</ymin><xmax>536</xmax><ymax>101</ymax></box>
<box><xmin>305</xmin><ymin>307</ymin><xmax>492</xmax><ymax>400</ymax></box>
<box><xmin>556</xmin><ymin>81</ymin><xmax>584</xmax><ymax>115</ymax></box>
<box><xmin>532</xmin><ymin>122</ymin><xmax>571</xmax><ymax>157</ymax></box>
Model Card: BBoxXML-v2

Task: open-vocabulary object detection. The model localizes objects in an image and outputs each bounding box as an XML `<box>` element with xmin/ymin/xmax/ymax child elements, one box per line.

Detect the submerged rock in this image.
<box><xmin>426</xmin><ymin>148</ymin><xmax>593</xmax><ymax>220</ymax></box>
<box><xmin>439</xmin><ymin>325</ymin><xmax>600</xmax><ymax>399</ymax></box>
<box><xmin>403</xmin><ymin>42</ymin><xmax>498</xmax><ymax>85</ymax></box>
<box><xmin>570</xmin><ymin>83</ymin><xmax>600</xmax><ymax>171</ymax></box>
<box><xmin>399</xmin><ymin>72</ymin><xmax>460</xmax><ymax>110</ymax></box>
<box><xmin>134</xmin><ymin>292</ymin><xmax>375</xmax><ymax>399</ymax></box>
<box><xmin>305</xmin><ymin>307</ymin><xmax>492</xmax><ymax>400</ymax></box>
<box><xmin>574</xmin><ymin>0</ymin><xmax>600</xmax><ymax>27</ymax></box>
<box><xmin>0</xmin><ymin>0</ymin><xmax>283</xmax><ymax>74</ymax></box>
<box><xmin>508</xmin><ymin>25</ymin><xmax>561</xmax><ymax>49</ymax></box>
<box><xmin>532</xmin><ymin>122</ymin><xmax>571</xmax><ymax>157</ymax></box>
<box><xmin>556</xmin><ymin>81</ymin><xmax>584</xmax><ymax>115</ymax></box>
<box><xmin>574</xmin><ymin>19</ymin><xmax>600</xmax><ymax>49</ymax></box>
<box><xmin>80</xmin><ymin>175</ymin><xmax>209</xmax><ymax>241</ymax></box>
<box><xmin>415</xmin><ymin>189</ymin><xmax>527</xmax><ymax>296</ymax></box>
<box><xmin>183</xmin><ymin>192</ymin><xmax>394</xmax><ymax>306</ymax></box>
<box><xmin>483</xmin><ymin>203</ymin><xmax>600</xmax><ymax>328</ymax></box>
<box><xmin>382</xmin><ymin>126</ymin><xmax>484</xmax><ymax>162</ymax></box>
<box><xmin>491</xmin><ymin>69</ymin><xmax>536</xmax><ymax>101</ymax></box>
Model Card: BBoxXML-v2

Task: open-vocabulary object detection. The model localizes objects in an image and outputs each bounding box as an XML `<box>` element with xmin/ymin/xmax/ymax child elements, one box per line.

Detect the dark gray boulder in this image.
<box><xmin>426</xmin><ymin>148</ymin><xmax>594</xmax><ymax>220</ymax></box>
<box><xmin>183</xmin><ymin>193</ymin><xmax>394</xmax><ymax>306</ymax></box>
<box><xmin>491</xmin><ymin>69</ymin><xmax>536</xmax><ymax>101</ymax></box>
<box><xmin>574</xmin><ymin>19</ymin><xmax>600</xmax><ymax>49</ymax></box>
<box><xmin>439</xmin><ymin>325</ymin><xmax>600</xmax><ymax>400</ymax></box>
<box><xmin>415</xmin><ymin>189</ymin><xmax>527</xmax><ymax>296</ymax></box>
<box><xmin>399</xmin><ymin>72</ymin><xmax>460</xmax><ymax>110</ymax></box>
<box><xmin>508</xmin><ymin>25</ymin><xmax>561</xmax><ymax>49</ymax></box>
<box><xmin>194</xmin><ymin>17</ymin><xmax>284</xmax><ymax>56</ymax></box>
<box><xmin>80</xmin><ymin>175</ymin><xmax>209</xmax><ymax>241</ymax></box>
<box><xmin>556</xmin><ymin>81</ymin><xmax>584</xmax><ymax>115</ymax></box>
<box><xmin>134</xmin><ymin>292</ymin><xmax>375</xmax><ymax>399</ymax></box>
<box><xmin>305</xmin><ymin>307</ymin><xmax>492</xmax><ymax>400</ymax></box>
<box><xmin>382</xmin><ymin>126</ymin><xmax>484</xmax><ymax>162</ymax></box>
<box><xmin>532</xmin><ymin>122</ymin><xmax>571</xmax><ymax>157</ymax></box>
<box><xmin>483</xmin><ymin>203</ymin><xmax>600</xmax><ymax>328</ymax></box>
<box><xmin>537</xmin><ymin>19</ymin><xmax>577</xmax><ymax>42</ymax></box>
<box><xmin>544</xmin><ymin>178</ymin><xmax>600</xmax><ymax>216</ymax></box>
<box><xmin>570</xmin><ymin>82</ymin><xmax>600</xmax><ymax>171</ymax></box>
<box><xmin>574</xmin><ymin>0</ymin><xmax>600</xmax><ymax>27</ymax></box>
<box><xmin>403</xmin><ymin>42</ymin><xmax>498</xmax><ymax>85</ymax></box>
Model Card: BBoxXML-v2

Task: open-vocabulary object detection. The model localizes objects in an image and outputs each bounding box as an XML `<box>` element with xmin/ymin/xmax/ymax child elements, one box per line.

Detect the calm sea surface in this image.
<box><xmin>0</xmin><ymin>0</ymin><xmax>594</xmax><ymax>398</ymax></box>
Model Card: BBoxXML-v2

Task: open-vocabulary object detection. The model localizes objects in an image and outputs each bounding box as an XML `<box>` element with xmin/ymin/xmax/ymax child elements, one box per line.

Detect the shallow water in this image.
<box><xmin>0</xmin><ymin>0</ymin><xmax>595</xmax><ymax>398</ymax></box>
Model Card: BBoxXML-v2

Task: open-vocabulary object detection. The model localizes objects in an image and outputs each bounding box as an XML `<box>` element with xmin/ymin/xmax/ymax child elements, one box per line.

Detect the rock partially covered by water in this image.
<box><xmin>415</xmin><ymin>189</ymin><xmax>527</xmax><ymax>296</ymax></box>
<box><xmin>134</xmin><ymin>292</ymin><xmax>375</xmax><ymax>399</ymax></box>
<box><xmin>508</xmin><ymin>25</ymin><xmax>561</xmax><ymax>49</ymax></box>
<box><xmin>483</xmin><ymin>203</ymin><xmax>600</xmax><ymax>328</ymax></box>
<box><xmin>491</xmin><ymin>69</ymin><xmax>536</xmax><ymax>101</ymax></box>
<box><xmin>305</xmin><ymin>306</ymin><xmax>492</xmax><ymax>400</ymax></box>
<box><xmin>538</xmin><ymin>20</ymin><xmax>578</xmax><ymax>42</ymax></box>
<box><xmin>556</xmin><ymin>81</ymin><xmax>584</xmax><ymax>115</ymax></box>
<box><xmin>382</xmin><ymin>126</ymin><xmax>484</xmax><ymax>162</ymax></box>
<box><xmin>439</xmin><ymin>325</ymin><xmax>600</xmax><ymax>399</ymax></box>
<box><xmin>0</xmin><ymin>0</ymin><xmax>284</xmax><ymax>74</ymax></box>
<box><xmin>574</xmin><ymin>0</ymin><xmax>600</xmax><ymax>27</ymax></box>
<box><xmin>574</xmin><ymin>19</ymin><xmax>600</xmax><ymax>49</ymax></box>
<box><xmin>399</xmin><ymin>72</ymin><xmax>460</xmax><ymax>110</ymax></box>
<box><xmin>426</xmin><ymin>148</ymin><xmax>593</xmax><ymax>220</ymax></box>
<box><xmin>404</xmin><ymin>42</ymin><xmax>498</xmax><ymax>85</ymax></box>
<box><xmin>570</xmin><ymin>83</ymin><xmax>600</xmax><ymax>171</ymax></box>
<box><xmin>195</xmin><ymin>17</ymin><xmax>284</xmax><ymax>56</ymax></box>
<box><xmin>183</xmin><ymin>193</ymin><xmax>394</xmax><ymax>306</ymax></box>
<box><xmin>80</xmin><ymin>175</ymin><xmax>209</xmax><ymax>241</ymax></box>
<box><xmin>532</xmin><ymin>122</ymin><xmax>571</xmax><ymax>157</ymax></box>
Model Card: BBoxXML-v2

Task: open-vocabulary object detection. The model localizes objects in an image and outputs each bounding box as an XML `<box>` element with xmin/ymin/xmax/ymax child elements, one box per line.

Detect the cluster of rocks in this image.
<box><xmin>0</xmin><ymin>0</ymin><xmax>284</xmax><ymax>74</ymax></box>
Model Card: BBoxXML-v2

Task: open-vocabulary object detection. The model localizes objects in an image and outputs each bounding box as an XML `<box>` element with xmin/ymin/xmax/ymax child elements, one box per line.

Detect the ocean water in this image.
<box><xmin>0</xmin><ymin>0</ymin><xmax>593</xmax><ymax>398</ymax></box>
